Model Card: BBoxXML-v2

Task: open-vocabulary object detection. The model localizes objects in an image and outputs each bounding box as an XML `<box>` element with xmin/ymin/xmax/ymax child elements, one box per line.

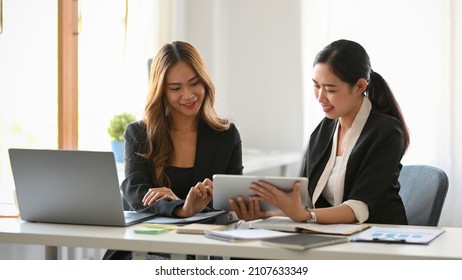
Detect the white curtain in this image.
<box><xmin>123</xmin><ymin>0</ymin><xmax>172</xmax><ymax>111</ymax></box>
<box><xmin>78</xmin><ymin>0</ymin><xmax>170</xmax><ymax>151</ymax></box>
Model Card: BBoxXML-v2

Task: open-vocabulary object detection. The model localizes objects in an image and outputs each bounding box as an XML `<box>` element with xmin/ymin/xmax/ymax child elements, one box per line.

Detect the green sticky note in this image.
<box><xmin>134</xmin><ymin>227</ymin><xmax>169</xmax><ymax>235</ymax></box>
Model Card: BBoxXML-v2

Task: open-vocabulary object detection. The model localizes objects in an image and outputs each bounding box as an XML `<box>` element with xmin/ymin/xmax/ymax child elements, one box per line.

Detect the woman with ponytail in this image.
<box><xmin>231</xmin><ymin>39</ymin><xmax>409</xmax><ymax>225</ymax></box>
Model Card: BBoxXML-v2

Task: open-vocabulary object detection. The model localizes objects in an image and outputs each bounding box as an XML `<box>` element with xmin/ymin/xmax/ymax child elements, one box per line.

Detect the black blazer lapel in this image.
<box><xmin>192</xmin><ymin>119</ymin><xmax>219</xmax><ymax>183</ymax></box>
<box><xmin>306</xmin><ymin>118</ymin><xmax>337</xmax><ymax>177</ymax></box>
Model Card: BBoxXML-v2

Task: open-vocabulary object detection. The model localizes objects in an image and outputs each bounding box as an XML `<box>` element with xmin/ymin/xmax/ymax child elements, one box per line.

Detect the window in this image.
<box><xmin>78</xmin><ymin>0</ymin><xmax>161</xmax><ymax>151</ymax></box>
<box><xmin>0</xmin><ymin>0</ymin><xmax>57</xmax><ymax>202</ymax></box>
<box><xmin>0</xmin><ymin>0</ymin><xmax>163</xmax><ymax>203</ymax></box>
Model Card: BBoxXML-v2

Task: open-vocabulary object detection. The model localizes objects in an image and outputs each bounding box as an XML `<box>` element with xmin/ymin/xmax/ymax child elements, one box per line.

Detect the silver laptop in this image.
<box><xmin>8</xmin><ymin>148</ymin><xmax>156</xmax><ymax>226</ymax></box>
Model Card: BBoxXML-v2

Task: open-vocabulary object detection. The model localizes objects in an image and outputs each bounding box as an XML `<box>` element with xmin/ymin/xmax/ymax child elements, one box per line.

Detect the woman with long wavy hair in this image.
<box><xmin>103</xmin><ymin>41</ymin><xmax>242</xmax><ymax>260</ymax></box>
<box><xmin>121</xmin><ymin>41</ymin><xmax>243</xmax><ymax>218</ymax></box>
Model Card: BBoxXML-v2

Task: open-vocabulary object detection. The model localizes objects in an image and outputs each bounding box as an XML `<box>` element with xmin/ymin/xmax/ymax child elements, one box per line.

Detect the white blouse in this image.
<box><xmin>312</xmin><ymin>97</ymin><xmax>371</xmax><ymax>223</ymax></box>
<box><xmin>322</xmin><ymin>156</ymin><xmax>344</xmax><ymax>205</ymax></box>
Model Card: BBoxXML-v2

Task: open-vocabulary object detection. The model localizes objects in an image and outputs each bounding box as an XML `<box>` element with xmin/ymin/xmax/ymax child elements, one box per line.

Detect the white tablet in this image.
<box><xmin>212</xmin><ymin>174</ymin><xmax>311</xmax><ymax>211</ymax></box>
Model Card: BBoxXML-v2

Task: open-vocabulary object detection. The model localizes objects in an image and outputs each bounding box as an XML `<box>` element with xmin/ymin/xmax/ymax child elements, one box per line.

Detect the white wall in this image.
<box><xmin>447</xmin><ymin>0</ymin><xmax>462</xmax><ymax>227</ymax></box>
<box><xmin>171</xmin><ymin>0</ymin><xmax>305</xmax><ymax>156</ymax></box>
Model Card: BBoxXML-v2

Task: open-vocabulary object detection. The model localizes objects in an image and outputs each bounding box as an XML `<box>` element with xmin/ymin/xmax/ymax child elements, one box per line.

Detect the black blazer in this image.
<box><xmin>302</xmin><ymin>107</ymin><xmax>408</xmax><ymax>225</ymax></box>
<box><xmin>121</xmin><ymin>118</ymin><xmax>243</xmax><ymax>216</ymax></box>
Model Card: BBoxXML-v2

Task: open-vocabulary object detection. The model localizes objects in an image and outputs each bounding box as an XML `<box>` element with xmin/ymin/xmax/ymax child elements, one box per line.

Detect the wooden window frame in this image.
<box><xmin>57</xmin><ymin>0</ymin><xmax>78</xmax><ymax>149</ymax></box>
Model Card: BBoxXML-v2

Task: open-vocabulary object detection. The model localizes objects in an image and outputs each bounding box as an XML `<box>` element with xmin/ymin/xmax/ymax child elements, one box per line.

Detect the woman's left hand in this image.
<box><xmin>174</xmin><ymin>178</ymin><xmax>213</xmax><ymax>217</ymax></box>
<box><xmin>142</xmin><ymin>187</ymin><xmax>179</xmax><ymax>206</ymax></box>
<box><xmin>229</xmin><ymin>195</ymin><xmax>267</xmax><ymax>222</ymax></box>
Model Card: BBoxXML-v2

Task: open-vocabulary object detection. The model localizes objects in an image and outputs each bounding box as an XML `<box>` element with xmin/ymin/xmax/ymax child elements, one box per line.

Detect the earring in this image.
<box><xmin>165</xmin><ymin>106</ymin><xmax>169</xmax><ymax>117</ymax></box>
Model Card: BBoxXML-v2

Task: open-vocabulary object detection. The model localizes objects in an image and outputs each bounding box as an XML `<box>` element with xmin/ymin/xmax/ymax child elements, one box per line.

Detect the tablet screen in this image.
<box><xmin>212</xmin><ymin>174</ymin><xmax>311</xmax><ymax>211</ymax></box>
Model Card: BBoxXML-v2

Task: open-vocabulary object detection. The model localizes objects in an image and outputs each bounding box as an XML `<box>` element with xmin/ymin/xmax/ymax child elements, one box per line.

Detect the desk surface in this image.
<box><xmin>1</xmin><ymin>218</ymin><xmax>461</xmax><ymax>260</ymax></box>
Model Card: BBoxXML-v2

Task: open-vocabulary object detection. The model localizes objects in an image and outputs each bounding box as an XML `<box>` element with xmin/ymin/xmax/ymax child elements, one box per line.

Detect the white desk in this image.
<box><xmin>1</xmin><ymin>218</ymin><xmax>461</xmax><ymax>260</ymax></box>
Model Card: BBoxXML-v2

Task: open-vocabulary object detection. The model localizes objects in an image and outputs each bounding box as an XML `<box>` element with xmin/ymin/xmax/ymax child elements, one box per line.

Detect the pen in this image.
<box><xmin>372</xmin><ymin>237</ymin><xmax>407</xmax><ymax>244</ymax></box>
<box><xmin>234</xmin><ymin>220</ymin><xmax>243</xmax><ymax>229</ymax></box>
<box><xmin>141</xmin><ymin>224</ymin><xmax>177</xmax><ymax>230</ymax></box>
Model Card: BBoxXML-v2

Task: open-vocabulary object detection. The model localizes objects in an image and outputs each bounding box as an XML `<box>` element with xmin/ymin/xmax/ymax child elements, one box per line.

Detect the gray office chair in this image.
<box><xmin>398</xmin><ymin>165</ymin><xmax>449</xmax><ymax>226</ymax></box>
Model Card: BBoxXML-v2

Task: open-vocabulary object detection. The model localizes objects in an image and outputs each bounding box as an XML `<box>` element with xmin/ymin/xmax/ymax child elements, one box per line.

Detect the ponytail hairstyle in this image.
<box><xmin>313</xmin><ymin>39</ymin><xmax>409</xmax><ymax>152</ymax></box>
<box><xmin>140</xmin><ymin>41</ymin><xmax>230</xmax><ymax>187</ymax></box>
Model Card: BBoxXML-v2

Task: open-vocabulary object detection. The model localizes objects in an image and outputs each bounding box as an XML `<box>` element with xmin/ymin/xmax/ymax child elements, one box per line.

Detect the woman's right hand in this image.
<box><xmin>250</xmin><ymin>181</ymin><xmax>308</xmax><ymax>222</ymax></box>
<box><xmin>142</xmin><ymin>187</ymin><xmax>179</xmax><ymax>206</ymax></box>
<box><xmin>229</xmin><ymin>181</ymin><xmax>306</xmax><ymax>222</ymax></box>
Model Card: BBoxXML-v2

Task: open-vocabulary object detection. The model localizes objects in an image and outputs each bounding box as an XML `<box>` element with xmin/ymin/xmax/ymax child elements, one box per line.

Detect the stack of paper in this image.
<box><xmin>204</xmin><ymin>229</ymin><xmax>295</xmax><ymax>242</ymax></box>
<box><xmin>351</xmin><ymin>226</ymin><xmax>445</xmax><ymax>244</ymax></box>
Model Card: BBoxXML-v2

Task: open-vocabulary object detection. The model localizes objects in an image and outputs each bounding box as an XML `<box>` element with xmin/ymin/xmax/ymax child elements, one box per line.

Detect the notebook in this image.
<box><xmin>8</xmin><ymin>148</ymin><xmax>156</xmax><ymax>227</ymax></box>
<box><xmin>212</xmin><ymin>174</ymin><xmax>311</xmax><ymax>211</ymax></box>
<box><xmin>249</xmin><ymin>216</ymin><xmax>370</xmax><ymax>235</ymax></box>
<box><xmin>143</xmin><ymin>210</ymin><xmax>236</xmax><ymax>225</ymax></box>
<box><xmin>261</xmin><ymin>233</ymin><xmax>349</xmax><ymax>250</ymax></box>
<box><xmin>176</xmin><ymin>223</ymin><xmax>227</xmax><ymax>235</ymax></box>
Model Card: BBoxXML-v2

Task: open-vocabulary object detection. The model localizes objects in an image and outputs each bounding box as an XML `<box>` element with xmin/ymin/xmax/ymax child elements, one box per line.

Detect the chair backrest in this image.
<box><xmin>398</xmin><ymin>165</ymin><xmax>449</xmax><ymax>226</ymax></box>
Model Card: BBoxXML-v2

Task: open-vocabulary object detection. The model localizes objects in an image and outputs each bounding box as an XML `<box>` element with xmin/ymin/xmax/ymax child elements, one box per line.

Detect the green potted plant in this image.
<box><xmin>108</xmin><ymin>112</ymin><xmax>136</xmax><ymax>162</ymax></box>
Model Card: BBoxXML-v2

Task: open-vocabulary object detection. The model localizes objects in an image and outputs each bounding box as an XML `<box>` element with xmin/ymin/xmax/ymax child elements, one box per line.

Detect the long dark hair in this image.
<box><xmin>314</xmin><ymin>39</ymin><xmax>410</xmax><ymax>152</ymax></box>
